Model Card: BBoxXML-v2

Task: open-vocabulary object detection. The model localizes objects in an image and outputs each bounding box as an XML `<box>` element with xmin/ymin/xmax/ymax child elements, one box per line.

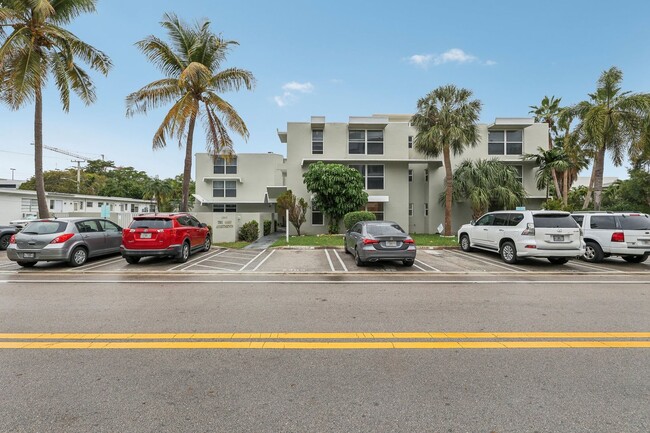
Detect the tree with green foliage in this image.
<box><xmin>412</xmin><ymin>84</ymin><xmax>482</xmax><ymax>235</ymax></box>
<box><xmin>100</xmin><ymin>166</ymin><xmax>151</xmax><ymax>199</ymax></box>
<box><xmin>143</xmin><ymin>177</ymin><xmax>174</xmax><ymax>211</ymax></box>
<box><xmin>523</xmin><ymin>146</ymin><xmax>570</xmax><ymax>200</ymax></box>
<box><xmin>571</xmin><ymin>67</ymin><xmax>650</xmax><ymax>210</ymax></box>
<box><xmin>0</xmin><ymin>0</ymin><xmax>112</xmax><ymax>218</ymax></box>
<box><xmin>601</xmin><ymin>169</ymin><xmax>650</xmax><ymax>213</ymax></box>
<box><xmin>303</xmin><ymin>162</ymin><xmax>368</xmax><ymax>234</ymax></box>
<box><xmin>449</xmin><ymin>159</ymin><xmax>527</xmax><ymax>220</ymax></box>
<box><xmin>343</xmin><ymin>211</ymin><xmax>376</xmax><ymax>230</ymax></box>
<box><xmin>126</xmin><ymin>13</ymin><xmax>254</xmax><ymax>212</ymax></box>
<box><xmin>529</xmin><ymin>95</ymin><xmax>563</xmax><ymax>198</ymax></box>
<box><xmin>276</xmin><ymin>190</ymin><xmax>308</xmax><ymax>236</ymax></box>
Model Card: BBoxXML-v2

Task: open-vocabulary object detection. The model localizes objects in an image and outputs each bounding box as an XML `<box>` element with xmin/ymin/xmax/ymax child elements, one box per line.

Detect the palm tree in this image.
<box><xmin>523</xmin><ymin>147</ymin><xmax>569</xmax><ymax>200</ymax></box>
<box><xmin>450</xmin><ymin>159</ymin><xmax>527</xmax><ymax>220</ymax></box>
<box><xmin>411</xmin><ymin>85</ymin><xmax>482</xmax><ymax>235</ymax></box>
<box><xmin>126</xmin><ymin>13</ymin><xmax>254</xmax><ymax>212</ymax></box>
<box><xmin>0</xmin><ymin>0</ymin><xmax>112</xmax><ymax>218</ymax></box>
<box><xmin>143</xmin><ymin>177</ymin><xmax>173</xmax><ymax>211</ymax></box>
<box><xmin>556</xmin><ymin>108</ymin><xmax>590</xmax><ymax>206</ymax></box>
<box><xmin>529</xmin><ymin>95</ymin><xmax>563</xmax><ymax>199</ymax></box>
<box><xmin>572</xmin><ymin>67</ymin><xmax>650</xmax><ymax>210</ymax></box>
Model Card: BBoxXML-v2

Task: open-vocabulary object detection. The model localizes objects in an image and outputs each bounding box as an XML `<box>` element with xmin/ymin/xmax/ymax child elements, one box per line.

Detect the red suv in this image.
<box><xmin>120</xmin><ymin>213</ymin><xmax>211</xmax><ymax>264</ymax></box>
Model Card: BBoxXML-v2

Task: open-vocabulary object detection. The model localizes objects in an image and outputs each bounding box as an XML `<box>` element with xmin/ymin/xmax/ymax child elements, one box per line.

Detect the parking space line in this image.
<box><xmin>567</xmin><ymin>260</ymin><xmax>624</xmax><ymax>273</ymax></box>
<box><xmin>223</xmin><ymin>251</ymin><xmax>260</xmax><ymax>258</ymax></box>
<box><xmin>205</xmin><ymin>259</ymin><xmax>248</xmax><ymax>266</ymax></box>
<box><xmin>332</xmin><ymin>249</ymin><xmax>348</xmax><ymax>272</ymax></box>
<box><xmin>169</xmin><ymin>249</ymin><xmax>226</xmax><ymax>272</ymax></box>
<box><xmin>446</xmin><ymin>249</ymin><xmax>527</xmax><ymax>272</ymax></box>
<box><xmin>70</xmin><ymin>256</ymin><xmax>124</xmax><ymax>271</ymax></box>
<box><xmin>252</xmin><ymin>249</ymin><xmax>275</xmax><ymax>271</ymax></box>
<box><xmin>181</xmin><ymin>249</ymin><xmax>229</xmax><ymax>271</ymax></box>
<box><xmin>239</xmin><ymin>249</ymin><xmax>267</xmax><ymax>271</ymax></box>
<box><xmin>324</xmin><ymin>250</ymin><xmax>336</xmax><ymax>272</ymax></box>
<box><xmin>189</xmin><ymin>264</ymin><xmax>238</xmax><ymax>272</ymax></box>
<box><xmin>413</xmin><ymin>263</ymin><xmax>427</xmax><ymax>272</ymax></box>
<box><xmin>415</xmin><ymin>259</ymin><xmax>440</xmax><ymax>272</ymax></box>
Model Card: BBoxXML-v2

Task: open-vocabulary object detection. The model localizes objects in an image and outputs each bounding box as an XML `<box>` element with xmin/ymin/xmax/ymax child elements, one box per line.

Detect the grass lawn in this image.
<box><xmin>213</xmin><ymin>241</ymin><xmax>250</xmax><ymax>249</ymax></box>
<box><xmin>271</xmin><ymin>233</ymin><xmax>458</xmax><ymax>248</ymax></box>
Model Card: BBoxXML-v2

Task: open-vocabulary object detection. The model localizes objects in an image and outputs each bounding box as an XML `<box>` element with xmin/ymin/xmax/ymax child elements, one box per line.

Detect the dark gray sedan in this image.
<box><xmin>6</xmin><ymin>218</ymin><xmax>123</xmax><ymax>267</ymax></box>
<box><xmin>344</xmin><ymin>221</ymin><xmax>416</xmax><ymax>267</ymax></box>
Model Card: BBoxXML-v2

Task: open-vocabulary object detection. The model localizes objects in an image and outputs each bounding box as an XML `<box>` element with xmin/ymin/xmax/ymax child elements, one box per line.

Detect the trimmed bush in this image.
<box><xmin>238</xmin><ymin>220</ymin><xmax>259</xmax><ymax>242</ymax></box>
<box><xmin>343</xmin><ymin>211</ymin><xmax>376</xmax><ymax>230</ymax></box>
<box><xmin>263</xmin><ymin>220</ymin><xmax>272</xmax><ymax>236</ymax></box>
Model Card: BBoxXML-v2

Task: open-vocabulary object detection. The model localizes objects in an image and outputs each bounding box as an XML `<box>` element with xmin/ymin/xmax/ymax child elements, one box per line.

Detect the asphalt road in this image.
<box><xmin>1</xmin><ymin>273</ymin><xmax>649</xmax><ymax>432</ymax></box>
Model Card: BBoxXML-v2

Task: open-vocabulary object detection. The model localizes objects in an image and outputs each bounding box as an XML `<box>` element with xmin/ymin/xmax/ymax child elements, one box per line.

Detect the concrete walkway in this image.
<box><xmin>244</xmin><ymin>228</ymin><xmax>287</xmax><ymax>249</ymax></box>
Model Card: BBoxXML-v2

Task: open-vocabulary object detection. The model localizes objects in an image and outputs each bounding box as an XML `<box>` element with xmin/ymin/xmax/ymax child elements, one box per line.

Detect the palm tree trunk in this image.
<box><xmin>548</xmin><ymin>131</ymin><xmax>562</xmax><ymax>199</ymax></box>
<box><xmin>592</xmin><ymin>146</ymin><xmax>606</xmax><ymax>210</ymax></box>
<box><xmin>582</xmin><ymin>160</ymin><xmax>597</xmax><ymax>209</ymax></box>
<box><xmin>181</xmin><ymin>112</ymin><xmax>197</xmax><ymax>212</ymax></box>
<box><xmin>443</xmin><ymin>145</ymin><xmax>453</xmax><ymax>236</ymax></box>
<box><xmin>563</xmin><ymin>170</ymin><xmax>569</xmax><ymax>207</ymax></box>
<box><xmin>34</xmin><ymin>86</ymin><xmax>50</xmax><ymax>219</ymax></box>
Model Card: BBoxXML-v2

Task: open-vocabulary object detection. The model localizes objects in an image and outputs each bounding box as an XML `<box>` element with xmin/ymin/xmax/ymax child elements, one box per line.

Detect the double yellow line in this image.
<box><xmin>1</xmin><ymin>332</ymin><xmax>649</xmax><ymax>349</ymax></box>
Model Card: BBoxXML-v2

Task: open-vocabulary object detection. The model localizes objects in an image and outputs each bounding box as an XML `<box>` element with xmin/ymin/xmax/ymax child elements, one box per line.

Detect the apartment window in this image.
<box><xmin>424</xmin><ymin>203</ymin><xmax>429</xmax><ymax>216</ymax></box>
<box><xmin>366</xmin><ymin>202</ymin><xmax>384</xmax><ymax>220</ymax></box>
<box><xmin>488</xmin><ymin>130</ymin><xmax>523</xmax><ymax>155</ymax></box>
<box><xmin>348</xmin><ymin>130</ymin><xmax>383</xmax><ymax>155</ymax></box>
<box><xmin>213</xmin><ymin>204</ymin><xmax>237</xmax><ymax>213</ymax></box>
<box><xmin>311</xmin><ymin>202</ymin><xmax>323</xmax><ymax>226</ymax></box>
<box><xmin>424</xmin><ymin>169</ymin><xmax>429</xmax><ymax>182</ymax></box>
<box><xmin>409</xmin><ymin>203</ymin><xmax>414</xmax><ymax>217</ymax></box>
<box><xmin>87</xmin><ymin>202</ymin><xmax>93</xmax><ymax>208</ymax></box>
<box><xmin>350</xmin><ymin>164</ymin><xmax>384</xmax><ymax>190</ymax></box>
<box><xmin>312</xmin><ymin>129</ymin><xmax>323</xmax><ymax>154</ymax></box>
<box><xmin>130</xmin><ymin>204</ymin><xmax>139</xmax><ymax>212</ymax></box>
<box><xmin>408</xmin><ymin>169</ymin><xmax>413</xmax><ymax>182</ymax></box>
<box><xmin>79</xmin><ymin>201</ymin><xmax>84</xmax><ymax>210</ymax></box>
<box><xmin>213</xmin><ymin>180</ymin><xmax>237</xmax><ymax>197</ymax></box>
<box><xmin>213</xmin><ymin>156</ymin><xmax>238</xmax><ymax>174</ymax></box>
<box><xmin>408</xmin><ymin>136</ymin><xmax>413</xmax><ymax>149</ymax></box>
<box><xmin>49</xmin><ymin>200</ymin><xmax>54</xmax><ymax>210</ymax></box>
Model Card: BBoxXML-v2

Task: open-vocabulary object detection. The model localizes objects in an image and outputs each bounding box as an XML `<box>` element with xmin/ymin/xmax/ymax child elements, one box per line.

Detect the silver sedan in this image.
<box><xmin>6</xmin><ymin>217</ymin><xmax>123</xmax><ymax>267</ymax></box>
<box><xmin>344</xmin><ymin>221</ymin><xmax>416</xmax><ymax>267</ymax></box>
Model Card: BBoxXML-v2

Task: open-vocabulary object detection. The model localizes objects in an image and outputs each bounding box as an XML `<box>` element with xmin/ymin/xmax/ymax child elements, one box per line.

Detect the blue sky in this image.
<box><xmin>2</xmin><ymin>0</ymin><xmax>650</xmax><ymax>181</ymax></box>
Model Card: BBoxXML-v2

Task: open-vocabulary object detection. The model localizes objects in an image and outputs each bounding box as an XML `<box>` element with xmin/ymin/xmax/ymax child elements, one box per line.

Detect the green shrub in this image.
<box><xmin>238</xmin><ymin>220</ymin><xmax>259</xmax><ymax>242</ymax></box>
<box><xmin>263</xmin><ymin>220</ymin><xmax>271</xmax><ymax>236</ymax></box>
<box><xmin>343</xmin><ymin>211</ymin><xmax>376</xmax><ymax>230</ymax></box>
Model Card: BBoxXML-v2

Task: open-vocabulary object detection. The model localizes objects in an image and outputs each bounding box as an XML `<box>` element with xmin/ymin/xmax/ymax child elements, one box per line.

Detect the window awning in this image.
<box><xmin>367</xmin><ymin>195</ymin><xmax>389</xmax><ymax>203</ymax></box>
<box><xmin>202</xmin><ymin>177</ymin><xmax>243</xmax><ymax>183</ymax></box>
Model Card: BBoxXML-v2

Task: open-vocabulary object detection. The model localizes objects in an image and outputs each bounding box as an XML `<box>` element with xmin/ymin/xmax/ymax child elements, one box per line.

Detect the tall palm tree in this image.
<box><xmin>556</xmin><ymin>108</ymin><xmax>590</xmax><ymax>206</ymax></box>
<box><xmin>450</xmin><ymin>159</ymin><xmax>527</xmax><ymax>220</ymax></box>
<box><xmin>572</xmin><ymin>67</ymin><xmax>650</xmax><ymax>210</ymax></box>
<box><xmin>143</xmin><ymin>176</ymin><xmax>173</xmax><ymax>211</ymax></box>
<box><xmin>126</xmin><ymin>13</ymin><xmax>254</xmax><ymax>212</ymax></box>
<box><xmin>0</xmin><ymin>0</ymin><xmax>112</xmax><ymax>218</ymax></box>
<box><xmin>411</xmin><ymin>85</ymin><xmax>482</xmax><ymax>235</ymax></box>
<box><xmin>529</xmin><ymin>95</ymin><xmax>563</xmax><ymax>199</ymax></box>
<box><xmin>523</xmin><ymin>147</ymin><xmax>569</xmax><ymax>200</ymax></box>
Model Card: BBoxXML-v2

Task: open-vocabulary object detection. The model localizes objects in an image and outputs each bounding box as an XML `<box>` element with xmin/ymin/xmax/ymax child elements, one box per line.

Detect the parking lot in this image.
<box><xmin>1</xmin><ymin>247</ymin><xmax>649</xmax><ymax>274</ymax></box>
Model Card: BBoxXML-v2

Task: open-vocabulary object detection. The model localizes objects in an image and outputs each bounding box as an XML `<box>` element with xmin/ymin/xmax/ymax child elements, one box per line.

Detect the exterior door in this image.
<box><xmin>75</xmin><ymin>220</ymin><xmax>105</xmax><ymax>256</ymax></box>
<box><xmin>487</xmin><ymin>213</ymin><xmax>510</xmax><ymax>249</ymax></box>
<box><xmin>472</xmin><ymin>214</ymin><xmax>494</xmax><ymax>247</ymax></box>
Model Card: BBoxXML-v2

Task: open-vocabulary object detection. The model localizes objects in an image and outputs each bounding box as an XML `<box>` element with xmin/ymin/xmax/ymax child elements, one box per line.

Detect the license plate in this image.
<box><xmin>140</xmin><ymin>233</ymin><xmax>152</xmax><ymax>239</ymax></box>
<box><xmin>552</xmin><ymin>235</ymin><xmax>564</xmax><ymax>242</ymax></box>
<box><xmin>385</xmin><ymin>241</ymin><xmax>397</xmax><ymax>247</ymax></box>
<box><xmin>23</xmin><ymin>252</ymin><xmax>35</xmax><ymax>258</ymax></box>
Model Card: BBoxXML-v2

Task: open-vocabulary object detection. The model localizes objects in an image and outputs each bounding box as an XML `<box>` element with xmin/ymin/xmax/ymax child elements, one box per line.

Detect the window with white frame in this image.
<box><xmin>311</xmin><ymin>201</ymin><xmax>323</xmax><ymax>225</ymax></box>
<box><xmin>348</xmin><ymin>130</ymin><xmax>383</xmax><ymax>155</ymax></box>
<box><xmin>488</xmin><ymin>130</ymin><xmax>523</xmax><ymax>155</ymax></box>
<box><xmin>212</xmin><ymin>180</ymin><xmax>237</xmax><ymax>197</ymax></box>
<box><xmin>213</xmin><ymin>156</ymin><xmax>238</xmax><ymax>174</ymax></box>
<box><xmin>408</xmin><ymin>136</ymin><xmax>413</xmax><ymax>149</ymax></box>
<box><xmin>425</xmin><ymin>169</ymin><xmax>429</xmax><ymax>182</ymax></box>
<box><xmin>87</xmin><ymin>202</ymin><xmax>93</xmax><ymax>208</ymax></box>
<box><xmin>366</xmin><ymin>202</ymin><xmax>384</xmax><ymax>220</ymax></box>
<box><xmin>408</xmin><ymin>169</ymin><xmax>413</xmax><ymax>182</ymax></box>
<box><xmin>424</xmin><ymin>203</ymin><xmax>429</xmax><ymax>216</ymax></box>
<box><xmin>312</xmin><ymin>129</ymin><xmax>323</xmax><ymax>154</ymax></box>
<box><xmin>213</xmin><ymin>204</ymin><xmax>237</xmax><ymax>212</ymax></box>
<box><xmin>349</xmin><ymin>164</ymin><xmax>384</xmax><ymax>190</ymax></box>
<box><xmin>409</xmin><ymin>203</ymin><xmax>414</xmax><ymax>217</ymax></box>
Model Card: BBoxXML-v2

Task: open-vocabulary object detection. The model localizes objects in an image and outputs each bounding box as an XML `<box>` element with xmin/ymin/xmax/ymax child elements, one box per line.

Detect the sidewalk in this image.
<box><xmin>244</xmin><ymin>228</ymin><xmax>286</xmax><ymax>249</ymax></box>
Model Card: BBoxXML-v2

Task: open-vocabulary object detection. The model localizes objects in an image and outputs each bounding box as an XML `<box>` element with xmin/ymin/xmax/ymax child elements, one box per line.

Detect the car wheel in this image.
<box><xmin>548</xmin><ymin>257</ymin><xmax>569</xmax><ymax>265</ymax></box>
<box><xmin>0</xmin><ymin>234</ymin><xmax>10</xmax><ymax>250</ymax></box>
<box><xmin>623</xmin><ymin>255</ymin><xmax>648</xmax><ymax>263</ymax></box>
<box><xmin>175</xmin><ymin>241</ymin><xmax>190</xmax><ymax>263</ymax></box>
<box><xmin>354</xmin><ymin>248</ymin><xmax>365</xmax><ymax>267</ymax></box>
<box><xmin>500</xmin><ymin>241</ymin><xmax>518</xmax><ymax>264</ymax></box>
<box><xmin>16</xmin><ymin>261</ymin><xmax>36</xmax><ymax>268</ymax></box>
<box><xmin>583</xmin><ymin>241</ymin><xmax>604</xmax><ymax>263</ymax></box>
<box><xmin>459</xmin><ymin>234</ymin><xmax>472</xmax><ymax>252</ymax></box>
<box><xmin>203</xmin><ymin>235</ymin><xmax>212</xmax><ymax>252</ymax></box>
<box><xmin>403</xmin><ymin>259</ymin><xmax>414</xmax><ymax>267</ymax></box>
<box><xmin>125</xmin><ymin>256</ymin><xmax>140</xmax><ymax>264</ymax></box>
<box><xmin>69</xmin><ymin>247</ymin><xmax>88</xmax><ymax>267</ymax></box>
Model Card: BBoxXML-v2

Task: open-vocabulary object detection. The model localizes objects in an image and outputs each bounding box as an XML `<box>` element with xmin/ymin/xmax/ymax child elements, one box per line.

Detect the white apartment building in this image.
<box><xmin>194</xmin><ymin>114</ymin><xmax>549</xmax><ymax>238</ymax></box>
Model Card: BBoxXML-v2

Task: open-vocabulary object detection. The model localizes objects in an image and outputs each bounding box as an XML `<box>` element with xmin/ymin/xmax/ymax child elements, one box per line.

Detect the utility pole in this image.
<box><xmin>71</xmin><ymin>160</ymin><xmax>84</xmax><ymax>193</ymax></box>
<box><xmin>10</xmin><ymin>168</ymin><xmax>15</xmax><ymax>180</ymax></box>
<box><xmin>31</xmin><ymin>143</ymin><xmax>103</xmax><ymax>193</ymax></box>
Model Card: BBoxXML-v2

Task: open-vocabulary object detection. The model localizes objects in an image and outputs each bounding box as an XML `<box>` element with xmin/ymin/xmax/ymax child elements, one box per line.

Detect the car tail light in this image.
<box><xmin>521</xmin><ymin>223</ymin><xmax>535</xmax><ymax>236</ymax></box>
<box><xmin>362</xmin><ymin>238</ymin><xmax>379</xmax><ymax>245</ymax></box>
<box><xmin>525</xmin><ymin>245</ymin><xmax>537</xmax><ymax>249</ymax></box>
<box><xmin>611</xmin><ymin>232</ymin><xmax>625</xmax><ymax>242</ymax></box>
<box><xmin>403</xmin><ymin>239</ymin><xmax>415</xmax><ymax>244</ymax></box>
<box><xmin>50</xmin><ymin>233</ymin><xmax>75</xmax><ymax>244</ymax></box>
<box><xmin>9</xmin><ymin>235</ymin><xmax>16</xmax><ymax>244</ymax></box>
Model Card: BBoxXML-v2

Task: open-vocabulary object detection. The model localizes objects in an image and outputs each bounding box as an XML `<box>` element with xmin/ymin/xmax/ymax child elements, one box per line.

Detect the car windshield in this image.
<box><xmin>130</xmin><ymin>219</ymin><xmax>173</xmax><ymax>229</ymax></box>
<box><xmin>366</xmin><ymin>223</ymin><xmax>406</xmax><ymax>236</ymax></box>
<box><xmin>533</xmin><ymin>215</ymin><xmax>578</xmax><ymax>228</ymax></box>
<box><xmin>619</xmin><ymin>215</ymin><xmax>650</xmax><ymax>231</ymax></box>
<box><xmin>21</xmin><ymin>221</ymin><xmax>67</xmax><ymax>235</ymax></box>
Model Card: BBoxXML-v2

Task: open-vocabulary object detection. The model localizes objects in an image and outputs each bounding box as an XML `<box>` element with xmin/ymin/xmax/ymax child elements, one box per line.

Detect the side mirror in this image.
<box><xmin>199</xmin><ymin>223</ymin><xmax>207</xmax><ymax>228</ymax></box>
<box><xmin>470</xmin><ymin>220</ymin><xmax>476</xmax><ymax>226</ymax></box>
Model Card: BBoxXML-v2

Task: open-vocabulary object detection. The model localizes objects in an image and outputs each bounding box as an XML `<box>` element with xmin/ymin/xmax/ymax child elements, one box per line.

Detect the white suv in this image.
<box><xmin>571</xmin><ymin>212</ymin><xmax>650</xmax><ymax>263</ymax></box>
<box><xmin>457</xmin><ymin>210</ymin><xmax>585</xmax><ymax>264</ymax></box>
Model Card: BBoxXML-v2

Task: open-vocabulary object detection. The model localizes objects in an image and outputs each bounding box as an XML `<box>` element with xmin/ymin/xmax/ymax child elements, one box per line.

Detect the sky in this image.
<box><xmin>2</xmin><ymin>0</ymin><xmax>650</xmax><ymax>182</ymax></box>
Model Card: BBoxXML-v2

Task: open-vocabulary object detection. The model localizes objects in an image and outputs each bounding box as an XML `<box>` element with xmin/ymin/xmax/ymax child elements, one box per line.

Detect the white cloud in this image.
<box><xmin>408</xmin><ymin>48</ymin><xmax>493</xmax><ymax>68</ymax></box>
<box><xmin>274</xmin><ymin>81</ymin><xmax>314</xmax><ymax>107</ymax></box>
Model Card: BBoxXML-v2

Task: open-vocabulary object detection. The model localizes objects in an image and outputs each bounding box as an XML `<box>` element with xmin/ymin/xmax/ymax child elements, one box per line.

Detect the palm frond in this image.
<box><xmin>125</xmin><ymin>78</ymin><xmax>182</xmax><ymax>116</ymax></box>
